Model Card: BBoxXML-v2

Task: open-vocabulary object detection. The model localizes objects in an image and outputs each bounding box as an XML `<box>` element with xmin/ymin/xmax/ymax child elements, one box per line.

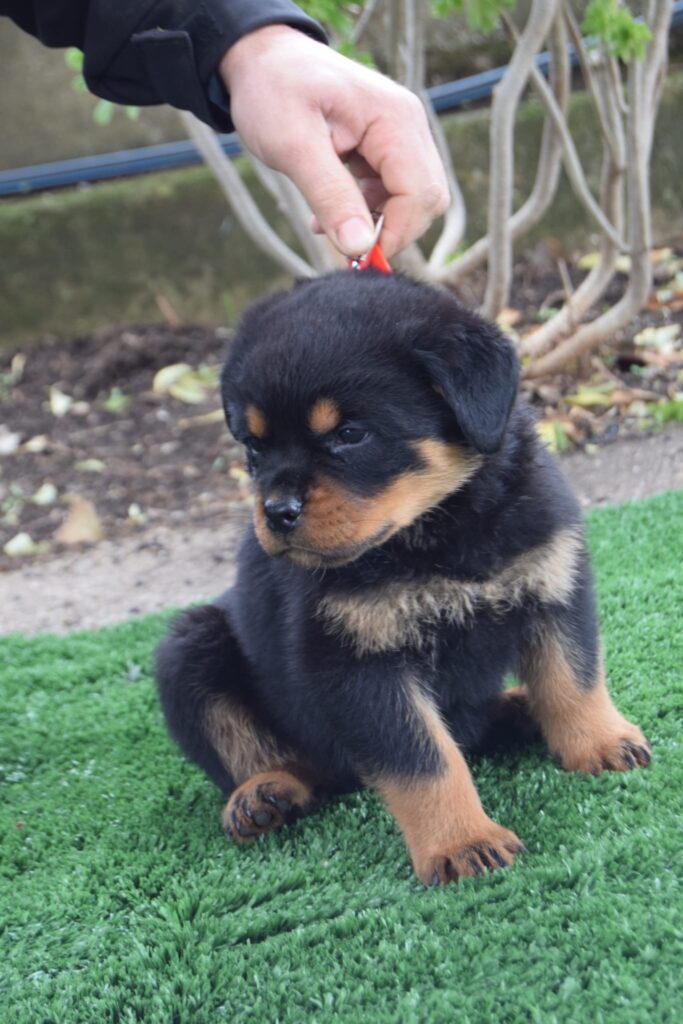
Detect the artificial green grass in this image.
<box><xmin>1</xmin><ymin>491</ymin><xmax>682</xmax><ymax>1024</ymax></box>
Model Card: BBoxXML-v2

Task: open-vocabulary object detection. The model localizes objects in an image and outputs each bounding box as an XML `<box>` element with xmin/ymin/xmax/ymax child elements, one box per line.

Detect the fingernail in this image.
<box><xmin>337</xmin><ymin>217</ymin><xmax>374</xmax><ymax>256</ymax></box>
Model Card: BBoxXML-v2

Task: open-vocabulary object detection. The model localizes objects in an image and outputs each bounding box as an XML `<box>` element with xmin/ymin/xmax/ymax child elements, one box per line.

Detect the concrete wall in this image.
<box><xmin>2</xmin><ymin>73</ymin><xmax>682</xmax><ymax>347</ymax></box>
<box><xmin>0</xmin><ymin>20</ymin><xmax>183</xmax><ymax>170</ymax></box>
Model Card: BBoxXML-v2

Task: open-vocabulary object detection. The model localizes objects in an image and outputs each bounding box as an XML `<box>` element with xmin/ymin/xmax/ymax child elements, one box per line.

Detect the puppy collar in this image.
<box><xmin>348</xmin><ymin>214</ymin><xmax>392</xmax><ymax>274</ymax></box>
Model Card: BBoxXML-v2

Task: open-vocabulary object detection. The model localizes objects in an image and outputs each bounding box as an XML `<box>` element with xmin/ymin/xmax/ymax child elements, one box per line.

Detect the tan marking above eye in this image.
<box><xmin>245</xmin><ymin>404</ymin><xmax>267</xmax><ymax>439</ymax></box>
<box><xmin>308</xmin><ymin>397</ymin><xmax>341</xmax><ymax>435</ymax></box>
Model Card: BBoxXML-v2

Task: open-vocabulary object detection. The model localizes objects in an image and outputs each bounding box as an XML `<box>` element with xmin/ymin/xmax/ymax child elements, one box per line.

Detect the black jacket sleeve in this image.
<box><xmin>0</xmin><ymin>1</ymin><xmax>327</xmax><ymax>131</ymax></box>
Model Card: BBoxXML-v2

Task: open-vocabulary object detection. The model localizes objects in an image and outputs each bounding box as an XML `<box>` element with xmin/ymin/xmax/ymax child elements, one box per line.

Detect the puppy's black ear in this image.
<box><xmin>414</xmin><ymin>309</ymin><xmax>520</xmax><ymax>454</ymax></box>
<box><xmin>219</xmin><ymin>363</ymin><xmax>237</xmax><ymax>437</ymax></box>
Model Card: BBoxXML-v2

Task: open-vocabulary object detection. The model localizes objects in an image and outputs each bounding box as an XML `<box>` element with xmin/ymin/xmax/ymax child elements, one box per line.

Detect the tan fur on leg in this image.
<box><xmin>204</xmin><ymin>694</ymin><xmax>294</xmax><ymax>786</ymax></box>
<box><xmin>371</xmin><ymin>687</ymin><xmax>524</xmax><ymax>885</ymax></box>
<box><xmin>521</xmin><ymin>632</ymin><xmax>650</xmax><ymax>774</ymax></box>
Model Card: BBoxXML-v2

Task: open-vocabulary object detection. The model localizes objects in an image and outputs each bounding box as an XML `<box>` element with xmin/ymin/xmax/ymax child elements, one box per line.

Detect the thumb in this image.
<box><xmin>282</xmin><ymin>135</ymin><xmax>376</xmax><ymax>257</ymax></box>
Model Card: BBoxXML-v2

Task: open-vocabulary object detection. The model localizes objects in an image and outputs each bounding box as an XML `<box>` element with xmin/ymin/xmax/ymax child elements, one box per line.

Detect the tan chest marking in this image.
<box><xmin>316</xmin><ymin>526</ymin><xmax>583</xmax><ymax>654</ymax></box>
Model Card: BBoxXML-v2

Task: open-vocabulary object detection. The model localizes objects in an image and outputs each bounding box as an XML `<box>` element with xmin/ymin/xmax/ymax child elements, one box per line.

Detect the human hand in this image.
<box><xmin>220</xmin><ymin>25</ymin><xmax>449</xmax><ymax>259</ymax></box>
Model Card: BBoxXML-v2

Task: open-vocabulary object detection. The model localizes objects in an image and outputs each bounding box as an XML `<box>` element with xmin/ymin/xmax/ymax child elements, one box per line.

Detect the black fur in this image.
<box><xmin>157</xmin><ymin>271</ymin><xmax>599</xmax><ymax>802</ymax></box>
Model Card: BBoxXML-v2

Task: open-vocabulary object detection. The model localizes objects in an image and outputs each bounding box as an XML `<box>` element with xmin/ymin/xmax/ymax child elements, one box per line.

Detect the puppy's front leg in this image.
<box><xmin>519</xmin><ymin>566</ymin><xmax>651</xmax><ymax>775</ymax></box>
<box><xmin>339</xmin><ymin>674</ymin><xmax>524</xmax><ymax>885</ymax></box>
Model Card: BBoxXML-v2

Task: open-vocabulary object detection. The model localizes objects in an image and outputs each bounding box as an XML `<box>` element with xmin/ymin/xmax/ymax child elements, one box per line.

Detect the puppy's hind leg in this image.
<box><xmin>155</xmin><ymin>604</ymin><xmax>320</xmax><ymax>839</ymax></box>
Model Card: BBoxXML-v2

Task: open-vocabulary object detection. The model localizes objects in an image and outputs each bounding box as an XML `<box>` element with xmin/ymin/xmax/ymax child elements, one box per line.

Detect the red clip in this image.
<box><xmin>348</xmin><ymin>214</ymin><xmax>392</xmax><ymax>274</ymax></box>
<box><xmin>348</xmin><ymin>242</ymin><xmax>392</xmax><ymax>274</ymax></box>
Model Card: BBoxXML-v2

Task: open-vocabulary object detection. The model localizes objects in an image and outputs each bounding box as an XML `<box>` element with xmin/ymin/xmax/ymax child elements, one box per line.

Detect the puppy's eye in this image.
<box><xmin>334</xmin><ymin>426</ymin><xmax>367</xmax><ymax>446</ymax></box>
<box><xmin>245</xmin><ymin>436</ymin><xmax>265</xmax><ymax>456</ymax></box>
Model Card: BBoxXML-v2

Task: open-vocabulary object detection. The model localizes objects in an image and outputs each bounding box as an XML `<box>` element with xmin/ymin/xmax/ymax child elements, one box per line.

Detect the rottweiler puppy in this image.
<box><xmin>156</xmin><ymin>271</ymin><xmax>650</xmax><ymax>886</ymax></box>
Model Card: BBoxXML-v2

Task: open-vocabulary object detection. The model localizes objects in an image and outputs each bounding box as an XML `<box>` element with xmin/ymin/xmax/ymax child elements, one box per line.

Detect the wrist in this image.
<box><xmin>220</xmin><ymin>24</ymin><xmax>309</xmax><ymax>92</ymax></box>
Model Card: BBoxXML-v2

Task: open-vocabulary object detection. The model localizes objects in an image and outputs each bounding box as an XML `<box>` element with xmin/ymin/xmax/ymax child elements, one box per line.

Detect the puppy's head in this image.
<box><xmin>221</xmin><ymin>272</ymin><xmax>518</xmax><ymax>568</ymax></box>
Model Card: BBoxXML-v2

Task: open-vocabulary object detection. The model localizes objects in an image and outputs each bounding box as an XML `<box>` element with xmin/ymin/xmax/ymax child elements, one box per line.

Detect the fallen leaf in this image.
<box><xmin>0</xmin><ymin>426</ymin><xmax>22</xmax><ymax>456</ymax></box>
<box><xmin>153</xmin><ymin>363</ymin><xmax>219</xmax><ymax>404</ymax></box>
<box><xmin>75</xmin><ymin>458</ymin><xmax>106</xmax><ymax>473</ymax></box>
<box><xmin>9</xmin><ymin>353</ymin><xmax>26</xmax><ymax>384</ymax></box>
<box><xmin>49</xmin><ymin>386</ymin><xmax>73</xmax><ymax>417</ymax></box>
<box><xmin>178</xmin><ymin>409</ymin><xmax>225</xmax><ymax>429</ymax></box>
<box><xmin>103</xmin><ymin>387</ymin><xmax>131</xmax><ymax>414</ymax></box>
<box><xmin>169</xmin><ymin>377</ymin><xmax>207</xmax><ymax>404</ymax></box>
<box><xmin>229</xmin><ymin>465</ymin><xmax>250</xmax><ymax>484</ymax></box>
<box><xmin>127</xmin><ymin>503</ymin><xmax>146</xmax><ymax>525</ymax></box>
<box><xmin>171</xmin><ymin>367</ymin><xmax>219</xmax><ymax>405</ymax></box>
<box><xmin>627</xmin><ymin>400</ymin><xmax>651</xmax><ymax>418</ymax></box>
<box><xmin>55</xmin><ymin>495</ymin><xmax>104</xmax><ymax>546</ymax></box>
<box><xmin>577</xmin><ymin>252</ymin><xmax>630</xmax><ymax>273</ymax></box>
<box><xmin>577</xmin><ymin>252</ymin><xmax>600</xmax><ymax>271</ymax></box>
<box><xmin>4</xmin><ymin>532</ymin><xmax>39</xmax><ymax>557</ymax></box>
<box><xmin>565</xmin><ymin>384</ymin><xmax>615</xmax><ymax>409</ymax></box>
<box><xmin>634</xmin><ymin>323</ymin><xmax>681</xmax><ymax>351</ymax></box>
<box><xmin>153</xmin><ymin>363</ymin><xmax>192</xmax><ymax>394</ymax></box>
<box><xmin>536</xmin><ymin>419</ymin><xmax>575</xmax><ymax>452</ymax></box>
<box><xmin>32</xmin><ymin>482</ymin><xmax>58</xmax><ymax>506</ymax></box>
<box><xmin>23</xmin><ymin>434</ymin><xmax>51</xmax><ymax>453</ymax></box>
<box><xmin>577</xmin><ymin>250</ymin><xmax>630</xmax><ymax>272</ymax></box>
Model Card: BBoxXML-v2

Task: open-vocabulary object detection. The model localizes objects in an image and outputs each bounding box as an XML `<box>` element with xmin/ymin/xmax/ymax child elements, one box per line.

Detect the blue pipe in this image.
<box><xmin>2</xmin><ymin>0</ymin><xmax>682</xmax><ymax>199</ymax></box>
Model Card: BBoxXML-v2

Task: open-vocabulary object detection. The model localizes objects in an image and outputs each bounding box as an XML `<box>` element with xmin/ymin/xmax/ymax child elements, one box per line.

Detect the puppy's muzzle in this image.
<box><xmin>264</xmin><ymin>496</ymin><xmax>303</xmax><ymax>535</ymax></box>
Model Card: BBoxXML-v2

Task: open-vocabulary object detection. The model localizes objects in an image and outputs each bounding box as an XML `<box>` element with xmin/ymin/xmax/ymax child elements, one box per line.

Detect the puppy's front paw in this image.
<box><xmin>414</xmin><ymin>821</ymin><xmax>525</xmax><ymax>886</ymax></box>
<box><xmin>222</xmin><ymin>770</ymin><xmax>316</xmax><ymax>842</ymax></box>
<box><xmin>555</xmin><ymin>719</ymin><xmax>651</xmax><ymax>775</ymax></box>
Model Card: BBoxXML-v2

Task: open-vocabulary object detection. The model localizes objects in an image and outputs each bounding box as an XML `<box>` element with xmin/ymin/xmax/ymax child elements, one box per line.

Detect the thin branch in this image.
<box><xmin>608</xmin><ymin>54</ymin><xmax>629</xmax><ymax>116</ymax></box>
<box><xmin>392</xmin><ymin>241</ymin><xmax>430</xmax><ymax>278</ymax></box>
<box><xmin>424</xmin><ymin>90</ymin><xmax>467</xmax><ymax>271</ymax></box>
<box><xmin>438</xmin><ymin>2</ymin><xmax>568</xmax><ymax>287</ymax></box>
<box><xmin>482</xmin><ymin>0</ymin><xmax>560</xmax><ymax>318</ymax></box>
<box><xmin>525</xmin><ymin>3</ymin><xmax>671</xmax><ymax>377</ymax></box>
<box><xmin>352</xmin><ymin>0</ymin><xmax>384</xmax><ymax>47</ymax></box>
<box><xmin>401</xmin><ymin>0</ymin><xmax>425</xmax><ymax>92</ymax></box>
<box><xmin>522</xmin><ymin>51</ymin><xmax>626</xmax><ymax>361</ymax></box>
<box><xmin>179</xmin><ymin>111</ymin><xmax>315</xmax><ymax>279</ymax></box>
<box><xmin>248</xmin><ymin>156</ymin><xmax>338</xmax><ymax>273</ymax></box>
<box><xmin>563</xmin><ymin>1</ymin><xmax>622</xmax><ymax>165</ymax></box>
<box><xmin>522</xmin><ymin>52</ymin><xmax>625</xmax><ymax>359</ymax></box>
<box><xmin>501</xmin><ymin>9</ymin><xmax>627</xmax><ymax>252</ymax></box>
<box><xmin>387</xmin><ymin>0</ymin><xmax>402</xmax><ymax>81</ymax></box>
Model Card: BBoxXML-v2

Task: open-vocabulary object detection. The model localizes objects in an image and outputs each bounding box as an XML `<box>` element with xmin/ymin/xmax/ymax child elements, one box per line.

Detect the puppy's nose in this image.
<box><xmin>264</xmin><ymin>496</ymin><xmax>303</xmax><ymax>534</ymax></box>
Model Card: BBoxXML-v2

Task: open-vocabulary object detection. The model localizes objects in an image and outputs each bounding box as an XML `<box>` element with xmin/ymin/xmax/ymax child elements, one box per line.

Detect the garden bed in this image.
<box><xmin>1</xmin><ymin>246</ymin><xmax>682</xmax><ymax>576</ymax></box>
